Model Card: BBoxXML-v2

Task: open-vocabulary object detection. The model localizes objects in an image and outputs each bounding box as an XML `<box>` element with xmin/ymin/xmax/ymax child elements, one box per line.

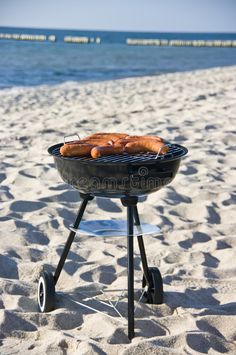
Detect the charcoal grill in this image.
<box><xmin>37</xmin><ymin>141</ymin><xmax>188</xmax><ymax>340</ymax></box>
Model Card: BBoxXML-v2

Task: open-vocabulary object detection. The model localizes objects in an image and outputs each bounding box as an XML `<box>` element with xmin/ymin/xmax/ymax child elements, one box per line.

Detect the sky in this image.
<box><xmin>0</xmin><ymin>0</ymin><xmax>236</xmax><ymax>33</ymax></box>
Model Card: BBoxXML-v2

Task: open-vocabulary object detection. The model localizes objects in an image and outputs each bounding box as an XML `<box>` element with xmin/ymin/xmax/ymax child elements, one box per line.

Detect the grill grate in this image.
<box><xmin>50</xmin><ymin>143</ymin><xmax>187</xmax><ymax>165</ymax></box>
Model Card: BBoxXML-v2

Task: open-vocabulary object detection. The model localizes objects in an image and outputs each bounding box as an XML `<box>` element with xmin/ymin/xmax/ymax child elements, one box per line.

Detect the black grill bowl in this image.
<box><xmin>48</xmin><ymin>143</ymin><xmax>188</xmax><ymax>198</ymax></box>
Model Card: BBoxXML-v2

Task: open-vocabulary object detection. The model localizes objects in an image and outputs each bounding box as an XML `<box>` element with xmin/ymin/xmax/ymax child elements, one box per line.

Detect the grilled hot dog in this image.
<box><xmin>114</xmin><ymin>135</ymin><xmax>164</xmax><ymax>147</ymax></box>
<box><xmin>85</xmin><ymin>133</ymin><xmax>128</xmax><ymax>142</ymax></box>
<box><xmin>124</xmin><ymin>135</ymin><xmax>164</xmax><ymax>142</ymax></box>
<box><xmin>91</xmin><ymin>145</ymin><xmax>124</xmax><ymax>158</ymax></box>
<box><xmin>60</xmin><ymin>143</ymin><xmax>95</xmax><ymax>157</ymax></box>
<box><xmin>79</xmin><ymin>139</ymin><xmax>113</xmax><ymax>146</ymax></box>
<box><xmin>125</xmin><ymin>140</ymin><xmax>169</xmax><ymax>155</ymax></box>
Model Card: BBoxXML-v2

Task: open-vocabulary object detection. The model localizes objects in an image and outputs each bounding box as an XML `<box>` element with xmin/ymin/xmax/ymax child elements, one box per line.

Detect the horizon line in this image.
<box><xmin>0</xmin><ymin>25</ymin><xmax>236</xmax><ymax>35</ymax></box>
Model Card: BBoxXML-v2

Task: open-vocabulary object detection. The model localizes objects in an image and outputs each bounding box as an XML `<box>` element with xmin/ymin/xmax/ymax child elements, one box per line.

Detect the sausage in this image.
<box><xmin>114</xmin><ymin>136</ymin><xmax>165</xmax><ymax>147</ymax></box>
<box><xmin>79</xmin><ymin>139</ymin><xmax>113</xmax><ymax>146</ymax></box>
<box><xmin>85</xmin><ymin>132</ymin><xmax>128</xmax><ymax>138</ymax></box>
<box><xmin>124</xmin><ymin>140</ymin><xmax>169</xmax><ymax>155</ymax></box>
<box><xmin>126</xmin><ymin>135</ymin><xmax>164</xmax><ymax>142</ymax></box>
<box><xmin>84</xmin><ymin>133</ymin><xmax>128</xmax><ymax>141</ymax></box>
<box><xmin>91</xmin><ymin>145</ymin><xmax>124</xmax><ymax>158</ymax></box>
<box><xmin>60</xmin><ymin>143</ymin><xmax>95</xmax><ymax>157</ymax></box>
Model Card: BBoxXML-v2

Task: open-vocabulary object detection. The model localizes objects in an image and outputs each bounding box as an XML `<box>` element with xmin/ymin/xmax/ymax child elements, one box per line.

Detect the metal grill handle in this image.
<box><xmin>64</xmin><ymin>134</ymin><xmax>81</xmax><ymax>144</ymax></box>
<box><xmin>155</xmin><ymin>144</ymin><xmax>172</xmax><ymax>159</ymax></box>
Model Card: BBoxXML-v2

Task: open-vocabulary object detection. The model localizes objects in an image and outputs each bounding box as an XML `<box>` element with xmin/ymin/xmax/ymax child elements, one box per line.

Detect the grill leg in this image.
<box><xmin>121</xmin><ymin>196</ymin><xmax>137</xmax><ymax>341</ymax></box>
<box><xmin>127</xmin><ymin>205</ymin><xmax>134</xmax><ymax>341</ymax></box>
<box><xmin>133</xmin><ymin>205</ymin><xmax>151</xmax><ymax>288</ymax></box>
<box><xmin>53</xmin><ymin>194</ymin><xmax>93</xmax><ymax>285</ymax></box>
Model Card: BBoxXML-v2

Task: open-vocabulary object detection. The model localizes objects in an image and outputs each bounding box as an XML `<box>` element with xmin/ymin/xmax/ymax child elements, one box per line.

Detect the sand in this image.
<box><xmin>0</xmin><ymin>66</ymin><xmax>236</xmax><ymax>354</ymax></box>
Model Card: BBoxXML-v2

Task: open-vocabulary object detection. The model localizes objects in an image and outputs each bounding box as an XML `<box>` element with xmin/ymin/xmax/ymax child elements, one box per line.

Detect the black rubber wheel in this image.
<box><xmin>37</xmin><ymin>271</ymin><xmax>55</xmax><ymax>312</ymax></box>
<box><xmin>142</xmin><ymin>267</ymin><xmax>163</xmax><ymax>304</ymax></box>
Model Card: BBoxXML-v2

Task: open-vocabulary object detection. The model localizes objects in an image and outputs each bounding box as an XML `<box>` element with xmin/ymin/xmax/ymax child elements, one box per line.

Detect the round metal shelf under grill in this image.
<box><xmin>48</xmin><ymin>142</ymin><xmax>188</xmax><ymax>197</ymax></box>
<box><xmin>69</xmin><ymin>219</ymin><xmax>161</xmax><ymax>237</ymax></box>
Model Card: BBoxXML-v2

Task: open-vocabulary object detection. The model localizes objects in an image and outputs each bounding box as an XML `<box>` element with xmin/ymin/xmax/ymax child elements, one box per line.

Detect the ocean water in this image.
<box><xmin>0</xmin><ymin>27</ymin><xmax>236</xmax><ymax>88</ymax></box>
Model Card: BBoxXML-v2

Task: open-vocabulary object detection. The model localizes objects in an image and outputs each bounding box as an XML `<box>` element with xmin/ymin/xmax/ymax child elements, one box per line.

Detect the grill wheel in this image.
<box><xmin>142</xmin><ymin>267</ymin><xmax>163</xmax><ymax>304</ymax></box>
<box><xmin>37</xmin><ymin>271</ymin><xmax>55</xmax><ymax>312</ymax></box>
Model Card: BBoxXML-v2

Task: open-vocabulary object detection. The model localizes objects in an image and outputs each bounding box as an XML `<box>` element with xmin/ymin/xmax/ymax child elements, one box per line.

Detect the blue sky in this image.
<box><xmin>1</xmin><ymin>0</ymin><xmax>236</xmax><ymax>32</ymax></box>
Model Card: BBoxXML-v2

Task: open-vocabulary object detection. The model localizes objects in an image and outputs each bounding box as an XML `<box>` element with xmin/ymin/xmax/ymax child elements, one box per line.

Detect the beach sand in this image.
<box><xmin>0</xmin><ymin>66</ymin><xmax>236</xmax><ymax>354</ymax></box>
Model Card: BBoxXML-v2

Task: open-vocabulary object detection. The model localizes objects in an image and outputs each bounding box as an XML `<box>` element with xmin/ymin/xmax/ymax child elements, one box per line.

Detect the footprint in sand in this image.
<box><xmin>98</xmin><ymin>265</ymin><xmax>117</xmax><ymax>284</ymax></box>
<box><xmin>0</xmin><ymin>255</ymin><xmax>19</xmax><ymax>279</ymax></box>
<box><xmin>181</xmin><ymin>165</ymin><xmax>198</xmax><ymax>175</ymax></box>
<box><xmin>56</xmin><ymin>248</ymin><xmax>85</xmax><ymax>263</ymax></box>
<box><xmin>0</xmin><ymin>186</ymin><xmax>14</xmax><ymax>201</ymax></box>
<box><xmin>10</xmin><ymin>200</ymin><xmax>46</xmax><ymax>213</ymax></box>
<box><xmin>202</xmin><ymin>253</ymin><xmax>219</xmax><ymax>268</ymax></box>
<box><xmin>164</xmin><ymin>188</ymin><xmax>192</xmax><ymax>205</ymax></box>
<box><xmin>135</xmin><ymin>319</ymin><xmax>167</xmax><ymax>338</ymax></box>
<box><xmin>49</xmin><ymin>183</ymin><xmax>68</xmax><ymax>191</ymax></box>
<box><xmin>107</xmin><ymin>328</ymin><xmax>130</xmax><ymax>344</ymax></box>
<box><xmin>17</xmin><ymin>296</ymin><xmax>37</xmax><ymax>312</ymax></box>
<box><xmin>14</xmin><ymin>220</ymin><xmax>49</xmax><ymax>245</ymax></box>
<box><xmin>18</xmin><ymin>168</ymin><xmax>40</xmax><ymax>179</ymax></box>
<box><xmin>216</xmin><ymin>239</ymin><xmax>232</xmax><ymax>250</ymax></box>
<box><xmin>222</xmin><ymin>193</ymin><xmax>236</xmax><ymax>206</ymax></box>
<box><xmin>40</xmin><ymin>190</ymin><xmax>80</xmax><ymax>204</ymax></box>
<box><xmin>56</xmin><ymin>249</ymin><xmax>87</xmax><ymax>275</ymax></box>
<box><xmin>117</xmin><ymin>255</ymin><xmax>141</xmax><ymax>270</ymax></box>
<box><xmin>207</xmin><ymin>203</ymin><xmax>221</xmax><ymax>224</ymax></box>
<box><xmin>0</xmin><ymin>311</ymin><xmax>37</xmax><ymax>337</ymax></box>
<box><xmin>0</xmin><ymin>173</ymin><xmax>6</xmax><ymax>183</ymax></box>
<box><xmin>63</xmin><ymin>260</ymin><xmax>86</xmax><ymax>276</ymax></box>
<box><xmin>80</xmin><ymin>265</ymin><xmax>117</xmax><ymax>285</ymax></box>
<box><xmin>179</xmin><ymin>231</ymin><xmax>211</xmax><ymax>249</ymax></box>
<box><xmin>196</xmin><ymin>318</ymin><xmax>225</xmax><ymax>339</ymax></box>
<box><xmin>28</xmin><ymin>248</ymin><xmax>44</xmax><ymax>262</ymax></box>
<box><xmin>186</xmin><ymin>332</ymin><xmax>230</xmax><ymax>353</ymax></box>
<box><xmin>196</xmin><ymin>315</ymin><xmax>236</xmax><ymax>348</ymax></box>
<box><xmin>96</xmin><ymin>198</ymin><xmax>122</xmax><ymax>213</ymax></box>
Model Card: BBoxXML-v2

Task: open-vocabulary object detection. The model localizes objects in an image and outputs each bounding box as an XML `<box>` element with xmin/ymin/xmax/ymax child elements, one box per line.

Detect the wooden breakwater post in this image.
<box><xmin>64</xmin><ymin>36</ymin><xmax>101</xmax><ymax>44</ymax></box>
<box><xmin>126</xmin><ymin>38</ymin><xmax>164</xmax><ymax>46</ymax></box>
<box><xmin>0</xmin><ymin>33</ymin><xmax>57</xmax><ymax>42</ymax></box>
<box><xmin>48</xmin><ymin>35</ymin><xmax>56</xmax><ymax>42</ymax></box>
<box><xmin>126</xmin><ymin>38</ymin><xmax>236</xmax><ymax>47</ymax></box>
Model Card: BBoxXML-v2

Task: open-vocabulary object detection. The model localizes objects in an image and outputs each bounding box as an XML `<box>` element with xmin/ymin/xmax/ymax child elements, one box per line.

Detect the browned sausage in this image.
<box><xmin>79</xmin><ymin>139</ymin><xmax>113</xmax><ymax>146</ymax></box>
<box><xmin>91</xmin><ymin>145</ymin><xmax>124</xmax><ymax>158</ymax></box>
<box><xmin>124</xmin><ymin>140</ymin><xmax>169</xmax><ymax>155</ymax></box>
<box><xmin>60</xmin><ymin>143</ymin><xmax>95</xmax><ymax>157</ymax></box>
<box><xmin>113</xmin><ymin>138</ymin><xmax>131</xmax><ymax>147</ymax></box>
<box><xmin>114</xmin><ymin>135</ymin><xmax>164</xmax><ymax>147</ymax></box>
<box><xmin>123</xmin><ymin>135</ymin><xmax>164</xmax><ymax>142</ymax></box>
<box><xmin>84</xmin><ymin>132</ymin><xmax>128</xmax><ymax>141</ymax></box>
<box><xmin>62</xmin><ymin>138</ymin><xmax>113</xmax><ymax>148</ymax></box>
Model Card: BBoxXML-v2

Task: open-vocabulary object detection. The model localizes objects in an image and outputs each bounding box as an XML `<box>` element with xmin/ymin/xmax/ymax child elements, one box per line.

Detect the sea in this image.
<box><xmin>0</xmin><ymin>27</ymin><xmax>236</xmax><ymax>89</ymax></box>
